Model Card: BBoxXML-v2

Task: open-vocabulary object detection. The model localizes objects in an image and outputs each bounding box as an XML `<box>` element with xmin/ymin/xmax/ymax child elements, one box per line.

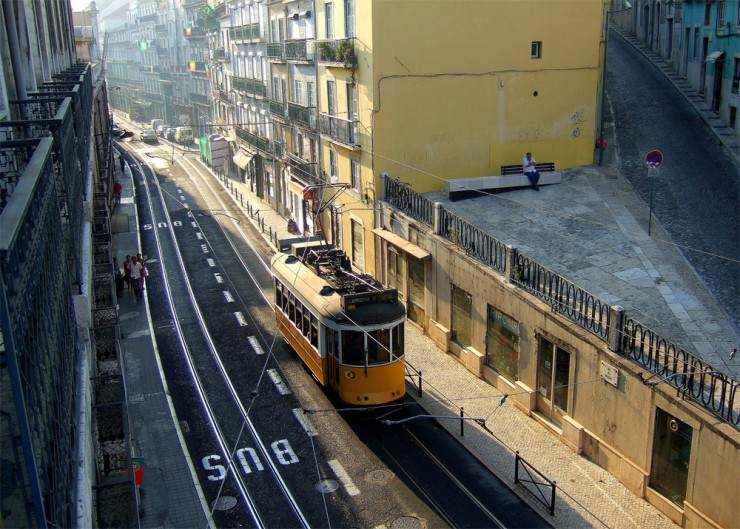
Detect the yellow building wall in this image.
<box><xmin>369</xmin><ymin>0</ymin><xmax>603</xmax><ymax>192</ymax></box>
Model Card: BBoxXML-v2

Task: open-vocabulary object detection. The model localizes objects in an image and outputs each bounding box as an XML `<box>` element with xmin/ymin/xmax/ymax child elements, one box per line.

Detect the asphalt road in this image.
<box><xmin>607</xmin><ymin>33</ymin><xmax>740</xmax><ymax>329</ymax></box>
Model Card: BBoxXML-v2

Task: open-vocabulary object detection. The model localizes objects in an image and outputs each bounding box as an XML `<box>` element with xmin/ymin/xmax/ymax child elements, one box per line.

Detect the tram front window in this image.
<box><xmin>368</xmin><ymin>328</ymin><xmax>391</xmax><ymax>364</ymax></box>
<box><xmin>342</xmin><ymin>330</ymin><xmax>365</xmax><ymax>366</ymax></box>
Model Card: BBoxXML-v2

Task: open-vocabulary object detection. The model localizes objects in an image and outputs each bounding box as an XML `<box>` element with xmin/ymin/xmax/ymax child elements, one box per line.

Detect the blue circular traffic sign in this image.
<box><xmin>644</xmin><ymin>150</ymin><xmax>663</xmax><ymax>169</ymax></box>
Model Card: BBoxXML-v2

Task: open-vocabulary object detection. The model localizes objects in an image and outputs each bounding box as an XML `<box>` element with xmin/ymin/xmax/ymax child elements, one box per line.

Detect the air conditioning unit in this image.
<box><xmin>299</xmin><ymin>10</ymin><xmax>312</xmax><ymax>18</ymax></box>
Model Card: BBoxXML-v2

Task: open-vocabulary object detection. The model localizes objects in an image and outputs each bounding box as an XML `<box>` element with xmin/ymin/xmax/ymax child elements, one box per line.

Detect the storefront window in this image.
<box><xmin>485</xmin><ymin>306</ymin><xmax>520</xmax><ymax>381</ymax></box>
<box><xmin>650</xmin><ymin>409</ymin><xmax>693</xmax><ymax>505</ymax></box>
<box><xmin>407</xmin><ymin>257</ymin><xmax>425</xmax><ymax>326</ymax></box>
<box><xmin>451</xmin><ymin>285</ymin><xmax>472</xmax><ymax>347</ymax></box>
<box><xmin>351</xmin><ymin>220</ymin><xmax>364</xmax><ymax>269</ymax></box>
<box><xmin>387</xmin><ymin>246</ymin><xmax>402</xmax><ymax>298</ymax></box>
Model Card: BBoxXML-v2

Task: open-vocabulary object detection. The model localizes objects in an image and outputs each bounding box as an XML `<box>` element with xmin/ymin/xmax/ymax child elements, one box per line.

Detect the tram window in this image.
<box><xmin>326</xmin><ymin>328</ymin><xmax>338</xmax><ymax>358</ymax></box>
<box><xmin>368</xmin><ymin>328</ymin><xmax>391</xmax><ymax>364</ymax></box>
<box><xmin>392</xmin><ymin>322</ymin><xmax>404</xmax><ymax>358</ymax></box>
<box><xmin>310</xmin><ymin>315</ymin><xmax>319</xmax><ymax>348</ymax></box>
<box><xmin>302</xmin><ymin>306</ymin><xmax>311</xmax><ymax>336</ymax></box>
<box><xmin>288</xmin><ymin>293</ymin><xmax>296</xmax><ymax>322</ymax></box>
<box><xmin>342</xmin><ymin>330</ymin><xmax>365</xmax><ymax>366</ymax></box>
<box><xmin>275</xmin><ymin>280</ymin><xmax>281</xmax><ymax>306</ymax></box>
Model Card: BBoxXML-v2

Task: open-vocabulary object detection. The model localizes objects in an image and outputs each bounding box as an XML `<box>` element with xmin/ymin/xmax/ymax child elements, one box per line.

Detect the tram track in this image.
<box><xmin>128</xmin><ymin>150</ymin><xmax>315</xmax><ymax>528</ymax></box>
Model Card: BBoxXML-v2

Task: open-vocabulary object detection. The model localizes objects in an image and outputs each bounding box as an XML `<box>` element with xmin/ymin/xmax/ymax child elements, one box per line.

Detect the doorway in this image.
<box><xmin>700</xmin><ymin>37</ymin><xmax>709</xmax><ymax>93</ymax></box>
<box><xmin>536</xmin><ymin>336</ymin><xmax>571</xmax><ymax>427</ymax></box>
<box><xmin>711</xmin><ymin>57</ymin><xmax>725</xmax><ymax>111</ymax></box>
<box><xmin>650</xmin><ymin>408</ymin><xmax>693</xmax><ymax>505</ymax></box>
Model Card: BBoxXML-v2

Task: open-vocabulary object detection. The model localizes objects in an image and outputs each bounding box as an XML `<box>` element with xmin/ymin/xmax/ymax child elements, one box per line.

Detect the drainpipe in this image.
<box><xmin>2</xmin><ymin>0</ymin><xmax>29</xmax><ymax>115</ymax></box>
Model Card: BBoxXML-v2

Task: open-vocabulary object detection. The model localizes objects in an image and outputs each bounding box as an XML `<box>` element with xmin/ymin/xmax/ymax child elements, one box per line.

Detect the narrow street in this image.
<box><xmin>607</xmin><ymin>33</ymin><xmax>740</xmax><ymax>328</ymax></box>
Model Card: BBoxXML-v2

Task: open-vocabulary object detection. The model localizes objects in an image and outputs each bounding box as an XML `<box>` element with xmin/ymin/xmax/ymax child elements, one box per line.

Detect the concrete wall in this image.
<box><xmin>377</xmin><ymin>201</ymin><xmax>739</xmax><ymax>529</ymax></box>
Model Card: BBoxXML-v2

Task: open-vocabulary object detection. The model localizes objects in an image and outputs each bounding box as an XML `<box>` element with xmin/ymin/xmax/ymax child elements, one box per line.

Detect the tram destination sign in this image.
<box><xmin>341</xmin><ymin>289</ymin><xmax>398</xmax><ymax>310</ymax></box>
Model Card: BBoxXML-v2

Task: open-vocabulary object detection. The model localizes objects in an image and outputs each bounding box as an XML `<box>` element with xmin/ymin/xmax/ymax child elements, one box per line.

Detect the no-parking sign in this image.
<box><xmin>644</xmin><ymin>150</ymin><xmax>664</xmax><ymax>169</ymax></box>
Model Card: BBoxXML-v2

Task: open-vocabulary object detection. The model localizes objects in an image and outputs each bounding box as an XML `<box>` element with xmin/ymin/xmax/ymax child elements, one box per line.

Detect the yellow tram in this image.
<box><xmin>271</xmin><ymin>244</ymin><xmax>406</xmax><ymax>405</ymax></box>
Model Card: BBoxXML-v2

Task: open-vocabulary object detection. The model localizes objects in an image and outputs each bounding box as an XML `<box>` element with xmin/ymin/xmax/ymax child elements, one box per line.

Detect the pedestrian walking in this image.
<box><xmin>113</xmin><ymin>257</ymin><xmax>124</xmax><ymax>298</ymax></box>
<box><xmin>123</xmin><ymin>255</ymin><xmax>133</xmax><ymax>294</ymax></box>
<box><xmin>113</xmin><ymin>180</ymin><xmax>123</xmax><ymax>204</ymax></box>
<box><xmin>137</xmin><ymin>254</ymin><xmax>147</xmax><ymax>291</ymax></box>
<box><xmin>120</xmin><ymin>155</ymin><xmax>125</xmax><ymax>173</ymax></box>
<box><xmin>129</xmin><ymin>256</ymin><xmax>143</xmax><ymax>300</ymax></box>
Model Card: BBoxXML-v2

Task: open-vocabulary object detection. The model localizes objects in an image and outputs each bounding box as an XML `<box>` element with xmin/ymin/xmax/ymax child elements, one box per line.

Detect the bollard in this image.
<box><xmin>460</xmin><ymin>407</ymin><xmax>464</xmax><ymax>436</ymax></box>
<box><xmin>241</xmin><ymin>196</ymin><xmax>244</xmax><ymax>206</ymax></box>
<box><xmin>418</xmin><ymin>370</ymin><xmax>423</xmax><ymax>397</ymax></box>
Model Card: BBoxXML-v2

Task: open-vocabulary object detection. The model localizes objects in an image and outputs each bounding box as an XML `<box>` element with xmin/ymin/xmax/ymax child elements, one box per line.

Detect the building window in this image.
<box><xmin>693</xmin><ymin>27</ymin><xmax>700</xmax><ymax>60</ymax></box>
<box><xmin>344</xmin><ymin>0</ymin><xmax>355</xmax><ymax>38</ymax></box>
<box><xmin>450</xmin><ymin>285</ymin><xmax>472</xmax><ymax>348</ymax></box>
<box><xmin>732</xmin><ymin>58</ymin><xmax>739</xmax><ymax>93</ymax></box>
<box><xmin>325</xmin><ymin>2</ymin><xmax>334</xmax><ymax>39</ymax></box>
<box><xmin>536</xmin><ymin>336</ymin><xmax>571</xmax><ymax>426</ymax></box>
<box><xmin>327</xmin><ymin>79</ymin><xmax>337</xmax><ymax>116</ymax></box>
<box><xmin>294</xmin><ymin>79</ymin><xmax>303</xmax><ymax>105</ymax></box>
<box><xmin>485</xmin><ymin>306</ymin><xmax>520</xmax><ymax>381</ymax></box>
<box><xmin>386</xmin><ymin>246</ymin><xmax>402</xmax><ymax>297</ymax></box>
<box><xmin>704</xmin><ymin>2</ymin><xmax>711</xmax><ymax>26</ymax></box>
<box><xmin>307</xmin><ymin>81</ymin><xmax>315</xmax><ymax>108</ymax></box>
<box><xmin>329</xmin><ymin>150</ymin><xmax>338</xmax><ymax>179</ymax></box>
<box><xmin>717</xmin><ymin>0</ymin><xmax>726</xmax><ymax>29</ymax></box>
<box><xmin>650</xmin><ymin>409</ymin><xmax>693</xmax><ymax>505</ymax></box>
<box><xmin>531</xmin><ymin>41</ymin><xmax>542</xmax><ymax>59</ymax></box>
<box><xmin>351</xmin><ymin>219</ymin><xmax>364</xmax><ymax>269</ymax></box>
<box><xmin>407</xmin><ymin>256</ymin><xmax>425</xmax><ymax>326</ymax></box>
<box><xmin>350</xmin><ymin>159</ymin><xmax>359</xmax><ymax>190</ymax></box>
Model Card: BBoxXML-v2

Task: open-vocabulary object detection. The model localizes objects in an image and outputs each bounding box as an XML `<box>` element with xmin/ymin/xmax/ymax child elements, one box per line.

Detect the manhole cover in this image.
<box><xmin>315</xmin><ymin>479</ymin><xmax>339</xmax><ymax>494</ymax></box>
<box><xmin>365</xmin><ymin>469</ymin><xmax>394</xmax><ymax>484</ymax></box>
<box><xmin>212</xmin><ymin>495</ymin><xmax>238</xmax><ymax>511</ymax></box>
<box><xmin>390</xmin><ymin>516</ymin><xmax>425</xmax><ymax>529</ymax></box>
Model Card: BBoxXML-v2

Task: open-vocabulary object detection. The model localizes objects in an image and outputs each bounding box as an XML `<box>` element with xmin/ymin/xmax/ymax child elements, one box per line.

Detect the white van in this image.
<box><xmin>150</xmin><ymin>119</ymin><xmax>165</xmax><ymax>130</ymax></box>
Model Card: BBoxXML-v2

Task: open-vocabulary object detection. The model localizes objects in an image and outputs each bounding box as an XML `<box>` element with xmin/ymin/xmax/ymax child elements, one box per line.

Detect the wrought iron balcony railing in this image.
<box><xmin>287</xmin><ymin>153</ymin><xmax>322</xmax><ymax>186</ymax></box>
<box><xmin>270</xmin><ymin>99</ymin><xmax>288</xmax><ymax>119</ymax></box>
<box><xmin>213</xmin><ymin>47</ymin><xmax>229</xmax><ymax>61</ymax></box>
<box><xmin>266</xmin><ymin>42</ymin><xmax>284</xmax><ymax>61</ymax></box>
<box><xmin>184</xmin><ymin>26</ymin><xmax>207</xmax><ymax>38</ymax></box>
<box><xmin>316</xmin><ymin>38</ymin><xmax>356</xmax><ymax>67</ymax></box>
<box><xmin>190</xmin><ymin>92</ymin><xmax>210</xmax><ymax>106</ymax></box>
<box><xmin>232</xmin><ymin>76</ymin><xmax>267</xmax><ymax>97</ymax></box>
<box><xmin>319</xmin><ymin>113</ymin><xmax>359</xmax><ymax>146</ymax></box>
<box><xmin>288</xmin><ymin>102</ymin><xmax>316</xmax><ymax>129</ymax></box>
<box><xmin>236</xmin><ymin>126</ymin><xmax>270</xmax><ymax>152</ymax></box>
<box><xmin>229</xmin><ymin>23</ymin><xmax>263</xmax><ymax>41</ymax></box>
<box><xmin>284</xmin><ymin>39</ymin><xmax>315</xmax><ymax>62</ymax></box>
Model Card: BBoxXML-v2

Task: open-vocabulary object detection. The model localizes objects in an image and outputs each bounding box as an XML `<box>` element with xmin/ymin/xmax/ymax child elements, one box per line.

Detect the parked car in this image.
<box><xmin>156</xmin><ymin>125</ymin><xmax>168</xmax><ymax>137</ymax></box>
<box><xmin>140</xmin><ymin>129</ymin><xmax>158</xmax><ymax>143</ymax></box>
<box><xmin>165</xmin><ymin>128</ymin><xmax>176</xmax><ymax>141</ymax></box>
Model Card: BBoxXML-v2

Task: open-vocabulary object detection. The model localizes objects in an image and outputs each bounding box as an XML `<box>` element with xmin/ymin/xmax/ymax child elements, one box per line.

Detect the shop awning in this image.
<box><xmin>706</xmin><ymin>50</ymin><xmax>725</xmax><ymax>63</ymax></box>
<box><xmin>232</xmin><ymin>150</ymin><xmax>253</xmax><ymax>169</ymax></box>
<box><xmin>372</xmin><ymin>228</ymin><xmax>430</xmax><ymax>260</ymax></box>
<box><xmin>288</xmin><ymin>180</ymin><xmax>309</xmax><ymax>197</ymax></box>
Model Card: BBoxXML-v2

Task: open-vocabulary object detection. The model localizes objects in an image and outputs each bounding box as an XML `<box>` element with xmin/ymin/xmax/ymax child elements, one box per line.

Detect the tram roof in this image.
<box><xmin>271</xmin><ymin>250</ymin><xmax>406</xmax><ymax>325</ymax></box>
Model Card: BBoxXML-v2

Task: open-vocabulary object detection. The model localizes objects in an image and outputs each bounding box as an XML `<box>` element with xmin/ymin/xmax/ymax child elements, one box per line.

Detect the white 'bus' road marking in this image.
<box><xmin>214</xmin><ymin>273</ymin><xmax>224</xmax><ymax>284</ymax></box>
<box><xmin>196</xmin><ymin>232</ymin><xmax>203</xmax><ymax>240</ymax></box>
<box><xmin>292</xmin><ymin>408</ymin><xmax>317</xmax><ymax>437</ymax></box>
<box><xmin>179</xmin><ymin>195</ymin><xmax>185</xmax><ymax>201</ymax></box>
<box><xmin>234</xmin><ymin>312</ymin><xmax>248</xmax><ymax>326</ymax></box>
<box><xmin>158</xmin><ymin>222</ymin><xmax>168</xmax><ymax>228</ymax></box>
<box><xmin>201</xmin><ymin>244</ymin><xmax>209</xmax><ymax>253</ymax></box>
<box><xmin>328</xmin><ymin>460</ymin><xmax>360</xmax><ymax>496</ymax></box>
<box><xmin>183</xmin><ymin>202</ymin><xmax>189</xmax><ymax>208</ymax></box>
<box><xmin>191</xmin><ymin>221</ymin><xmax>197</xmax><ymax>228</ymax></box>
<box><xmin>143</xmin><ymin>224</ymin><xmax>153</xmax><ymax>230</ymax></box>
<box><xmin>267</xmin><ymin>369</ymin><xmax>291</xmax><ymax>395</ymax></box>
<box><xmin>248</xmin><ymin>336</ymin><xmax>265</xmax><ymax>355</ymax></box>
<box><xmin>187</xmin><ymin>211</ymin><xmax>193</xmax><ymax>218</ymax></box>
<box><xmin>207</xmin><ymin>258</ymin><xmax>216</xmax><ymax>267</ymax></box>
<box><xmin>173</xmin><ymin>220</ymin><xmax>182</xmax><ymax>226</ymax></box>
<box><xmin>223</xmin><ymin>291</ymin><xmax>234</xmax><ymax>303</ymax></box>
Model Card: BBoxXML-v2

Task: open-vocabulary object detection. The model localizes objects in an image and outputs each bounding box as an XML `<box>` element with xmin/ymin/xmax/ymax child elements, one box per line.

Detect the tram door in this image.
<box><xmin>326</xmin><ymin>327</ymin><xmax>340</xmax><ymax>391</ymax></box>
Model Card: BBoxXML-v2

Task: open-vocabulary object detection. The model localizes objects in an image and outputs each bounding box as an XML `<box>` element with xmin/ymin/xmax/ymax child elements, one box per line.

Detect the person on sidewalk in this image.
<box><xmin>113</xmin><ymin>180</ymin><xmax>123</xmax><ymax>205</ymax></box>
<box><xmin>137</xmin><ymin>254</ymin><xmax>147</xmax><ymax>291</ymax></box>
<box><xmin>120</xmin><ymin>155</ymin><xmax>126</xmax><ymax>174</ymax></box>
<box><xmin>123</xmin><ymin>255</ymin><xmax>133</xmax><ymax>294</ymax></box>
<box><xmin>129</xmin><ymin>256</ymin><xmax>142</xmax><ymax>299</ymax></box>
<box><xmin>113</xmin><ymin>258</ymin><xmax>124</xmax><ymax>298</ymax></box>
<box><xmin>523</xmin><ymin>152</ymin><xmax>540</xmax><ymax>191</ymax></box>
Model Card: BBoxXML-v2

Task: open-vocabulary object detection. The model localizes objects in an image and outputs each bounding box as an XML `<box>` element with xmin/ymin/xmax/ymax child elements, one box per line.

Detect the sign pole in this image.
<box><xmin>643</xmin><ymin>150</ymin><xmax>664</xmax><ymax>237</ymax></box>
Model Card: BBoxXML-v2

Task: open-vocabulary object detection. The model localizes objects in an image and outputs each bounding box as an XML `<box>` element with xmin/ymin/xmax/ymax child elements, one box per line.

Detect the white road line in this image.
<box><xmin>292</xmin><ymin>408</ymin><xmax>318</xmax><ymax>436</ymax></box>
<box><xmin>206</xmin><ymin>258</ymin><xmax>216</xmax><ymax>267</ymax></box>
<box><xmin>196</xmin><ymin>232</ymin><xmax>203</xmax><ymax>239</ymax></box>
<box><xmin>327</xmin><ymin>460</ymin><xmax>360</xmax><ymax>496</ymax></box>
<box><xmin>248</xmin><ymin>336</ymin><xmax>265</xmax><ymax>355</ymax></box>
<box><xmin>201</xmin><ymin>244</ymin><xmax>209</xmax><ymax>253</ymax></box>
<box><xmin>234</xmin><ymin>312</ymin><xmax>248</xmax><ymax>326</ymax></box>
<box><xmin>214</xmin><ymin>273</ymin><xmax>223</xmax><ymax>284</ymax></box>
<box><xmin>222</xmin><ymin>291</ymin><xmax>234</xmax><ymax>303</ymax></box>
<box><xmin>183</xmin><ymin>202</ymin><xmax>189</xmax><ymax>208</ymax></box>
<box><xmin>267</xmin><ymin>369</ymin><xmax>291</xmax><ymax>395</ymax></box>
<box><xmin>191</xmin><ymin>221</ymin><xmax>197</xmax><ymax>228</ymax></box>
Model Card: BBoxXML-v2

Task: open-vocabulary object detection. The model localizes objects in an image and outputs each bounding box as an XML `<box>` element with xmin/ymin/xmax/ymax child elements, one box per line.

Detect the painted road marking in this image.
<box><xmin>201</xmin><ymin>244</ymin><xmax>210</xmax><ymax>253</ymax></box>
<box><xmin>268</xmin><ymin>369</ymin><xmax>291</xmax><ymax>395</ymax></box>
<box><xmin>223</xmin><ymin>291</ymin><xmax>234</xmax><ymax>303</ymax></box>
<box><xmin>234</xmin><ymin>312</ymin><xmax>248</xmax><ymax>326</ymax></box>
<box><xmin>173</xmin><ymin>220</ymin><xmax>182</xmax><ymax>226</ymax></box>
<box><xmin>187</xmin><ymin>211</ymin><xmax>193</xmax><ymax>218</ymax></box>
<box><xmin>207</xmin><ymin>258</ymin><xmax>216</xmax><ymax>267</ymax></box>
<box><xmin>201</xmin><ymin>440</ymin><xmax>299</xmax><ymax>481</ymax></box>
<box><xmin>158</xmin><ymin>222</ymin><xmax>167</xmax><ymax>228</ymax></box>
<box><xmin>328</xmin><ymin>460</ymin><xmax>360</xmax><ymax>496</ymax></box>
<box><xmin>183</xmin><ymin>202</ymin><xmax>189</xmax><ymax>208</ymax></box>
<box><xmin>248</xmin><ymin>336</ymin><xmax>264</xmax><ymax>355</ymax></box>
<box><xmin>214</xmin><ymin>273</ymin><xmax>224</xmax><ymax>284</ymax></box>
<box><xmin>143</xmin><ymin>224</ymin><xmax>152</xmax><ymax>230</ymax></box>
<box><xmin>196</xmin><ymin>232</ymin><xmax>203</xmax><ymax>240</ymax></box>
<box><xmin>191</xmin><ymin>221</ymin><xmax>197</xmax><ymax>228</ymax></box>
<box><xmin>292</xmin><ymin>408</ymin><xmax>317</xmax><ymax>436</ymax></box>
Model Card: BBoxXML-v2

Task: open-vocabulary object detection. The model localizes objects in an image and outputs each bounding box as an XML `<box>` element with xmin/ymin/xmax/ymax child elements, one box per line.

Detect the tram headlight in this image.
<box><xmin>345</xmin><ymin>371</ymin><xmax>356</xmax><ymax>379</ymax></box>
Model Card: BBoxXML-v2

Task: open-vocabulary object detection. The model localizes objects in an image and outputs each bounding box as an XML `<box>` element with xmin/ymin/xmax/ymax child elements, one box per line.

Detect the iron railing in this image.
<box><xmin>382</xmin><ymin>175</ymin><xmax>740</xmax><ymax>428</ymax></box>
<box><xmin>288</xmin><ymin>102</ymin><xmax>315</xmax><ymax>129</ymax></box>
<box><xmin>287</xmin><ymin>154</ymin><xmax>321</xmax><ymax>186</ymax></box>
<box><xmin>316</xmin><ymin>38</ymin><xmax>356</xmax><ymax>67</ymax></box>
<box><xmin>229</xmin><ymin>23</ymin><xmax>263</xmax><ymax>41</ymax></box>
<box><xmin>236</xmin><ymin>126</ymin><xmax>270</xmax><ymax>153</ymax></box>
<box><xmin>266</xmin><ymin>42</ymin><xmax>284</xmax><ymax>61</ymax></box>
<box><xmin>319</xmin><ymin>113</ymin><xmax>359</xmax><ymax>145</ymax></box>
<box><xmin>285</xmin><ymin>39</ymin><xmax>315</xmax><ymax>61</ymax></box>
<box><xmin>0</xmin><ymin>138</ymin><xmax>79</xmax><ymax>528</ymax></box>
<box><xmin>232</xmin><ymin>76</ymin><xmax>267</xmax><ymax>97</ymax></box>
<box><xmin>270</xmin><ymin>99</ymin><xmax>288</xmax><ymax>119</ymax></box>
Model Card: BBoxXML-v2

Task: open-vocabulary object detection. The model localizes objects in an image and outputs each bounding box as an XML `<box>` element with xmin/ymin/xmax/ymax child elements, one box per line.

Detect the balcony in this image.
<box><xmin>266</xmin><ymin>42</ymin><xmax>284</xmax><ymax>61</ymax></box>
<box><xmin>213</xmin><ymin>48</ymin><xmax>230</xmax><ymax>61</ymax></box>
<box><xmin>273</xmin><ymin>141</ymin><xmax>285</xmax><ymax>157</ymax></box>
<box><xmin>284</xmin><ymin>39</ymin><xmax>314</xmax><ymax>62</ymax></box>
<box><xmin>190</xmin><ymin>92</ymin><xmax>210</xmax><ymax>106</ymax></box>
<box><xmin>184</xmin><ymin>26</ymin><xmax>207</xmax><ymax>39</ymax></box>
<box><xmin>288</xmin><ymin>102</ymin><xmax>315</xmax><ymax>129</ymax></box>
<box><xmin>287</xmin><ymin>154</ymin><xmax>321</xmax><ymax>186</ymax></box>
<box><xmin>155</xmin><ymin>24</ymin><xmax>168</xmax><ymax>34</ymax></box>
<box><xmin>270</xmin><ymin>99</ymin><xmax>288</xmax><ymax>119</ymax></box>
<box><xmin>232</xmin><ymin>76</ymin><xmax>267</xmax><ymax>97</ymax></box>
<box><xmin>317</xmin><ymin>38</ymin><xmax>356</xmax><ymax>68</ymax></box>
<box><xmin>319</xmin><ymin>113</ymin><xmax>359</xmax><ymax>146</ymax></box>
<box><xmin>229</xmin><ymin>23</ymin><xmax>263</xmax><ymax>42</ymax></box>
<box><xmin>215</xmin><ymin>89</ymin><xmax>233</xmax><ymax>106</ymax></box>
<box><xmin>236</xmin><ymin>126</ymin><xmax>270</xmax><ymax>152</ymax></box>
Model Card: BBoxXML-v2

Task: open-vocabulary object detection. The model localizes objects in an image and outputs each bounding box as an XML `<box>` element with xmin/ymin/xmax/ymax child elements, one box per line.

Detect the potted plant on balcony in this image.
<box><xmin>337</xmin><ymin>40</ymin><xmax>355</xmax><ymax>67</ymax></box>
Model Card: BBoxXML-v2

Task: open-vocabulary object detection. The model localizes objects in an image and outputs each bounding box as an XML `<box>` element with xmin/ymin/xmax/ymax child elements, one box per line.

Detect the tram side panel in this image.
<box><xmin>275</xmin><ymin>309</ymin><xmax>328</xmax><ymax>385</ymax></box>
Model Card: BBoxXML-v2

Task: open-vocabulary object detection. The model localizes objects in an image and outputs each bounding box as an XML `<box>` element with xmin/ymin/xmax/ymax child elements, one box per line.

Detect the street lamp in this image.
<box><xmin>598</xmin><ymin>1</ymin><xmax>632</xmax><ymax>166</ymax></box>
